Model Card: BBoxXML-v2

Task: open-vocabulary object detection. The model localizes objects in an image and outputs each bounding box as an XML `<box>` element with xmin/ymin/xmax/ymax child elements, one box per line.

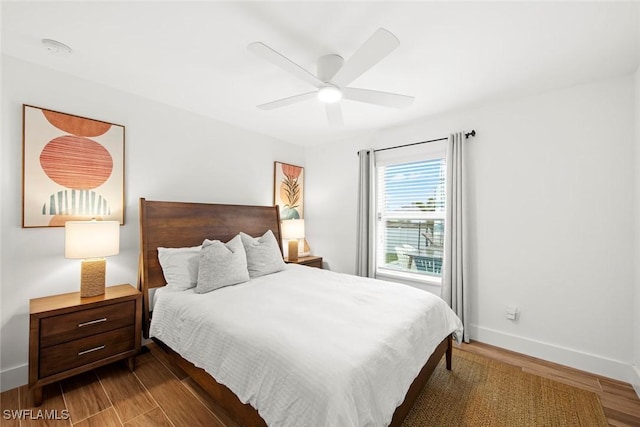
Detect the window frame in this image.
<box><xmin>373</xmin><ymin>141</ymin><xmax>447</xmax><ymax>285</ymax></box>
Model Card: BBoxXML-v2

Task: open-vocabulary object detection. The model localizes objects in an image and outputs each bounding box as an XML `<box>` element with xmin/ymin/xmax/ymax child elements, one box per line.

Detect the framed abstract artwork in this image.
<box><xmin>273</xmin><ymin>162</ymin><xmax>304</xmax><ymax>220</ymax></box>
<box><xmin>22</xmin><ymin>105</ymin><xmax>125</xmax><ymax>227</ymax></box>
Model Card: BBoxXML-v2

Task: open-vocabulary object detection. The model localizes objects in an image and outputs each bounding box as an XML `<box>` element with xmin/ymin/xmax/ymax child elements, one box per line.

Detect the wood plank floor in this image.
<box><xmin>1</xmin><ymin>341</ymin><xmax>638</xmax><ymax>426</ymax></box>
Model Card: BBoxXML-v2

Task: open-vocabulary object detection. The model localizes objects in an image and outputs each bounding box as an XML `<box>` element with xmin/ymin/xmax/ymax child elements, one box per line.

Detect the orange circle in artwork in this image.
<box><xmin>42</xmin><ymin>110</ymin><xmax>111</xmax><ymax>137</ymax></box>
<box><xmin>40</xmin><ymin>136</ymin><xmax>113</xmax><ymax>189</ymax></box>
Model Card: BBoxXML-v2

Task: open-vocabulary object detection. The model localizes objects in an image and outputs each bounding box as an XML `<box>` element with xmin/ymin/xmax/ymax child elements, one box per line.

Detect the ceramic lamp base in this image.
<box><xmin>287</xmin><ymin>240</ymin><xmax>299</xmax><ymax>262</ymax></box>
<box><xmin>80</xmin><ymin>258</ymin><xmax>106</xmax><ymax>297</ymax></box>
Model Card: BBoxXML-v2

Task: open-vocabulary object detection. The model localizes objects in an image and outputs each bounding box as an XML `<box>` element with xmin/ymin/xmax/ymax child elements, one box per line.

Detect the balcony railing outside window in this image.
<box><xmin>378</xmin><ymin>219</ymin><xmax>444</xmax><ymax>278</ymax></box>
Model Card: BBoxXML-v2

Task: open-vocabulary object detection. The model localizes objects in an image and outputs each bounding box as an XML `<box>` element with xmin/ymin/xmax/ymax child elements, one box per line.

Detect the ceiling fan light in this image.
<box><xmin>317</xmin><ymin>85</ymin><xmax>342</xmax><ymax>103</ymax></box>
<box><xmin>41</xmin><ymin>38</ymin><xmax>72</xmax><ymax>55</ymax></box>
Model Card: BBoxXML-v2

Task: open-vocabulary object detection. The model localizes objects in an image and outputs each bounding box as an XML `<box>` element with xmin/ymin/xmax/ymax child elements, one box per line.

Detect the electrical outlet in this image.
<box><xmin>506</xmin><ymin>305</ymin><xmax>518</xmax><ymax>320</ymax></box>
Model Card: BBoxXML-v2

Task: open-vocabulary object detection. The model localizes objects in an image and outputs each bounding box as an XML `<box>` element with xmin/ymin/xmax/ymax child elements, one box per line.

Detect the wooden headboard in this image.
<box><xmin>138</xmin><ymin>198</ymin><xmax>282</xmax><ymax>337</ymax></box>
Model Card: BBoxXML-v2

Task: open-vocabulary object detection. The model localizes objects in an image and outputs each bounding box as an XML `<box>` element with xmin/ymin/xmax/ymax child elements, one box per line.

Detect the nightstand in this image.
<box><xmin>286</xmin><ymin>255</ymin><xmax>323</xmax><ymax>269</ymax></box>
<box><xmin>29</xmin><ymin>284</ymin><xmax>141</xmax><ymax>406</ymax></box>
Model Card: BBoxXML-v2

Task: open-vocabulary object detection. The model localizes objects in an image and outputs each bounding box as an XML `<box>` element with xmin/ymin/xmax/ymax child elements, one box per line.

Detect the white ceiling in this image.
<box><xmin>2</xmin><ymin>1</ymin><xmax>639</xmax><ymax>147</ymax></box>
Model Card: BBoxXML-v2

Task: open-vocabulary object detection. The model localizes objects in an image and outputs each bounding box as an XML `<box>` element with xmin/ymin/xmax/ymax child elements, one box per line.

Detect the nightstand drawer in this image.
<box><xmin>30</xmin><ymin>284</ymin><xmax>141</xmax><ymax>406</ymax></box>
<box><xmin>39</xmin><ymin>325</ymin><xmax>135</xmax><ymax>378</ymax></box>
<box><xmin>302</xmin><ymin>258</ymin><xmax>323</xmax><ymax>268</ymax></box>
<box><xmin>286</xmin><ymin>255</ymin><xmax>323</xmax><ymax>269</ymax></box>
<box><xmin>40</xmin><ymin>300</ymin><xmax>135</xmax><ymax>348</ymax></box>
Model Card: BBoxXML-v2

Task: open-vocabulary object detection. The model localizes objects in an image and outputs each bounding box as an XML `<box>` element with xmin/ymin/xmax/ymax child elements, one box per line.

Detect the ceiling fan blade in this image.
<box><xmin>343</xmin><ymin>87</ymin><xmax>414</xmax><ymax>109</ymax></box>
<box><xmin>257</xmin><ymin>91</ymin><xmax>317</xmax><ymax>110</ymax></box>
<box><xmin>326</xmin><ymin>103</ymin><xmax>344</xmax><ymax>127</ymax></box>
<box><xmin>248</xmin><ymin>42</ymin><xmax>323</xmax><ymax>88</ymax></box>
<box><xmin>331</xmin><ymin>28</ymin><xmax>400</xmax><ymax>87</ymax></box>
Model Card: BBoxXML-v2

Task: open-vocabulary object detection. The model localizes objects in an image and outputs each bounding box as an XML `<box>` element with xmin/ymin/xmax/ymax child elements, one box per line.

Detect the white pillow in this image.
<box><xmin>239</xmin><ymin>230</ymin><xmax>286</xmax><ymax>278</ymax></box>
<box><xmin>196</xmin><ymin>235</ymin><xmax>250</xmax><ymax>294</ymax></box>
<box><xmin>157</xmin><ymin>245</ymin><xmax>201</xmax><ymax>291</ymax></box>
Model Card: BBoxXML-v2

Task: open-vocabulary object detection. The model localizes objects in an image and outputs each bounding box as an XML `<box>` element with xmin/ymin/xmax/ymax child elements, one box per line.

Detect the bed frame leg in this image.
<box><xmin>446</xmin><ymin>335</ymin><xmax>452</xmax><ymax>370</ymax></box>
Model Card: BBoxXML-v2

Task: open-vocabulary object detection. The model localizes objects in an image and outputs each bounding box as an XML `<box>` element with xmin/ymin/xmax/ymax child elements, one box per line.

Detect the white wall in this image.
<box><xmin>634</xmin><ymin>65</ymin><xmax>640</xmax><ymax>396</ymax></box>
<box><xmin>304</xmin><ymin>133</ymin><xmax>370</xmax><ymax>274</ymax></box>
<box><xmin>0</xmin><ymin>55</ymin><xmax>304</xmax><ymax>391</ymax></box>
<box><xmin>306</xmin><ymin>74</ymin><xmax>636</xmax><ymax>383</ymax></box>
<box><xmin>630</xmin><ymin>1</ymin><xmax>640</xmax><ymax>399</ymax></box>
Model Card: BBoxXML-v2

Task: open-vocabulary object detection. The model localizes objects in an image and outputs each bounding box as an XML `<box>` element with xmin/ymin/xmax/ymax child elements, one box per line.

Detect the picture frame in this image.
<box><xmin>22</xmin><ymin>105</ymin><xmax>125</xmax><ymax>227</ymax></box>
<box><xmin>273</xmin><ymin>161</ymin><xmax>304</xmax><ymax>220</ymax></box>
<box><xmin>274</xmin><ymin>161</ymin><xmax>310</xmax><ymax>256</ymax></box>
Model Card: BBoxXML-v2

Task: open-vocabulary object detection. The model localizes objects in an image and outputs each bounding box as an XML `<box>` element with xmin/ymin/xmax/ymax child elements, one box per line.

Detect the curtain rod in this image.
<box><xmin>372</xmin><ymin>129</ymin><xmax>476</xmax><ymax>153</ymax></box>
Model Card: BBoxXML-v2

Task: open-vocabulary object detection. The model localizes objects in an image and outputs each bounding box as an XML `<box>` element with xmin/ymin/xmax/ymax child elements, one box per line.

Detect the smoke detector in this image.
<box><xmin>42</xmin><ymin>39</ymin><xmax>72</xmax><ymax>55</ymax></box>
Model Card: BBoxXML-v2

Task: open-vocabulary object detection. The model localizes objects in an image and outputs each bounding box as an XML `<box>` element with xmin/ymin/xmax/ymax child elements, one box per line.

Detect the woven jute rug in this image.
<box><xmin>401</xmin><ymin>349</ymin><xmax>607</xmax><ymax>427</ymax></box>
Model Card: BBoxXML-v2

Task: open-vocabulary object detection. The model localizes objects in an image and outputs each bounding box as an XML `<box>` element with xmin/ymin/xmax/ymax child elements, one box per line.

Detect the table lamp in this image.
<box><xmin>65</xmin><ymin>220</ymin><xmax>120</xmax><ymax>297</ymax></box>
<box><xmin>281</xmin><ymin>219</ymin><xmax>305</xmax><ymax>262</ymax></box>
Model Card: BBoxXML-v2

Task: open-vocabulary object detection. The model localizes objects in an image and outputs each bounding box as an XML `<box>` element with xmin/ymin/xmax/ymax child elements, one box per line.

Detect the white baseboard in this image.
<box><xmin>468</xmin><ymin>324</ymin><xmax>635</xmax><ymax>384</ymax></box>
<box><xmin>1</xmin><ymin>363</ymin><xmax>27</xmax><ymax>392</ymax></box>
<box><xmin>632</xmin><ymin>365</ymin><xmax>640</xmax><ymax>399</ymax></box>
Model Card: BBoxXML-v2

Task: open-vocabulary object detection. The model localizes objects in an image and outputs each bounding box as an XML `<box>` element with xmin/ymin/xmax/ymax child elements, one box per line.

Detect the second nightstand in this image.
<box><xmin>29</xmin><ymin>284</ymin><xmax>141</xmax><ymax>406</ymax></box>
<box><xmin>286</xmin><ymin>255</ymin><xmax>323</xmax><ymax>269</ymax></box>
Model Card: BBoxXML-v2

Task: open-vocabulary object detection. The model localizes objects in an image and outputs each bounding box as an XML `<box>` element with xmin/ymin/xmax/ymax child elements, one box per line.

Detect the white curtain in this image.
<box><xmin>442</xmin><ymin>132</ymin><xmax>469</xmax><ymax>342</ymax></box>
<box><xmin>356</xmin><ymin>150</ymin><xmax>375</xmax><ymax>277</ymax></box>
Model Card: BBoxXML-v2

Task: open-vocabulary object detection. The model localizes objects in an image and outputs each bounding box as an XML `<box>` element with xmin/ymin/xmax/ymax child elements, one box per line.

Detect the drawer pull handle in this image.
<box><xmin>78</xmin><ymin>345</ymin><xmax>105</xmax><ymax>356</ymax></box>
<box><xmin>78</xmin><ymin>318</ymin><xmax>107</xmax><ymax>328</ymax></box>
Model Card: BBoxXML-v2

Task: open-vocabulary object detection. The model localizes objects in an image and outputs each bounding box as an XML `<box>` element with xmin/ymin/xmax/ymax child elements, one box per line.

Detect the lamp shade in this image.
<box><xmin>65</xmin><ymin>220</ymin><xmax>120</xmax><ymax>259</ymax></box>
<box><xmin>281</xmin><ymin>219</ymin><xmax>305</xmax><ymax>240</ymax></box>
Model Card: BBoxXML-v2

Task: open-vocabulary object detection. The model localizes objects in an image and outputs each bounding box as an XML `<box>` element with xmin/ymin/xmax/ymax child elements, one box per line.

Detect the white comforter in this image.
<box><xmin>150</xmin><ymin>264</ymin><xmax>462</xmax><ymax>427</ymax></box>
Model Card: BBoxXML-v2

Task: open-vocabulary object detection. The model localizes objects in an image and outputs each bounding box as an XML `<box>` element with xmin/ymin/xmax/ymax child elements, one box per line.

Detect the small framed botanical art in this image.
<box><xmin>273</xmin><ymin>161</ymin><xmax>304</xmax><ymax>220</ymax></box>
<box><xmin>22</xmin><ymin>105</ymin><xmax>125</xmax><ymax>227</ymax></box>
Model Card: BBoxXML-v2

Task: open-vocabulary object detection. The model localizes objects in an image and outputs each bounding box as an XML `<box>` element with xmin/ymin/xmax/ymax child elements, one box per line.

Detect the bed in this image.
<box><xmin>138</xmin><ymin>198</ymin><xmax>463</xmax><ymax>427</ymax></box>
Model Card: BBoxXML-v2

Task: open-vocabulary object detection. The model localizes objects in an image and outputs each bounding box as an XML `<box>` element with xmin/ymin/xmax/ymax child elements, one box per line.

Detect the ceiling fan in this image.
<box><xmin>248</xmin><ymin>28</ymin><xmax>414</xmax><ymax>126</ymax></box>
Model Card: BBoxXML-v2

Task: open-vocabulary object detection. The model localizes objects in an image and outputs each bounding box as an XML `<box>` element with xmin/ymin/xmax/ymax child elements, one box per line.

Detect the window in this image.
<box><xmin>375</xmin><ymin>141</ymin><xmax>447</xmax><ymax>283</ymax></box>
